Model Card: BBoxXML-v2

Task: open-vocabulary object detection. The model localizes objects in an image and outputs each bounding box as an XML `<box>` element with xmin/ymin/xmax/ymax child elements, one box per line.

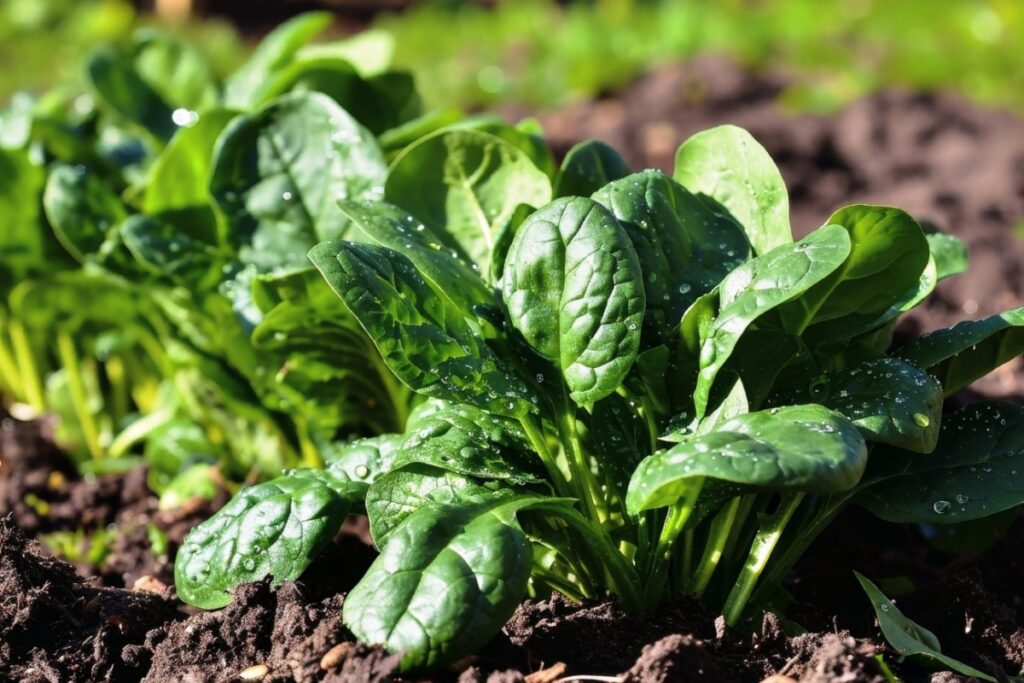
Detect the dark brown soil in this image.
<box><xmin>523</xmin><ymin>55</ymin><xmax>1024</xmax><ymax>401</ymax></box>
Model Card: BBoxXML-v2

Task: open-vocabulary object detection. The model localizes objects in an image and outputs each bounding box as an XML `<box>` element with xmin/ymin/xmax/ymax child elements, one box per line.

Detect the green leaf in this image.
<box><xmin>895</xmin><ymin>307</ymin><xmax>1024</xmax><ymax>397</ymax></box>
<box><xmin>627</xmin><ymin>405</ymin><xmax>867</xmax><ymax>514</ymax></box>
<box><xmin>210</xmin><ymin>92</ymin><xmax>386</xmax><ymax>274</ymax></box>
<box><xmin>343</xmin><ymin>497</ymin><xmax>534</xmax><ymax>669</ymax></box>
<box><xmin>43</xmin><ymin>164</ymin><xmax>128</xmax><ymax>263</ymax></box>
<box><xmin>365</xmin><ymin>464</ymin><xmax>510</xmax><ymax>546</ymax></box>
<box><xmin>321</xmin><ymin>434</ymin><xmax>404</xmax><ymax>497</ymax></box>
<box><xmin>778</xmin><ymin>205</ymin><xmax>930</xmax><ymax>343</ymax></box>
<box><xmin>338</xmin><ymin>199</ymin><xmax>493</xmax><ymax>310</ymax></box>
<box><xmin>554</xmin><ymin>139</ymin><xmax>631</xmax><ymax>197</ymax></box>
<box><xmin>0</xmin><ymin>147</ymin><xmax>46</xmax><ymax>289</ymax></box>
<box><xmin>143</xmin><ymin>107</ymin><xmax>237</xmax><ymax>239</ymax></box>
<box><xmin>502</xmin><ymin>197</ymin><xmax>645</xmax><ymax>405</ymax></box>
<box><xmin>855</xmin><ymin>573</ymin><xmax>995</xmax><ymax>681</ymax></box>
<box><xmin>158</xmin><ymin>463</ymin><xmax>220</xmax><ymax>511</ymax></box>
<box><xmin>224</xmin><ymin>11</ymin><xmax>332</xmax><ymax>109</ymax></box>
<box><xmin>393</xmin><ymin>403</ymin><xmax>544</xmax><ymax>484</ymax></box>
<box><xmin>131</xmin><ymin>29</ymin><xmax>221</xmax><ymax>114</ymax></box>
<box><xmin>310</xmin><ymin>241</ymin><xmax>537</xmax><ymax>417</ymax></box>
<box><xmin>175</xmin><ymin>467</ymin><xmax>353</xmax><ymax>609</ymax></box>
<box><xmin>673</xmin><ymin>124</ymin><xmax>790</xmax><ymax>256</ymax></box>
<box><xmin>385</xmin><ymin>128</ymin><xmax>552</xmax><ymax>275</ymax></box>
<box><xmin>121</xmin><ymin>215</ymin><xmax>226</xmax><ymax>289</ymax></box>
<box><xmin>858</xmin><ymin>402</ymin><xmax>1024</xmax><ymax>524</ymax></box>
<box><xmin>778</xmin><ymin>358</ymin><xmax>943</xmax><ymax>453</ymax></box>
<box><xmin>926</xmin><ymin>231</ymin><xmax>968</xmax><ymax>281</ymax></box>
<box><xmin>593</xmin><ymin>170</ymin><xmax>750</xmax><ymax>347</ymax></box>
<box><xmin>694</xmin><ymin>226</ymin><xmax>851</xmax><ymax>418</ymax></box>
<box><xmin>85</xmin><ymin>45</ymin><xmax>177</xmax><ymax>143</ymax></box>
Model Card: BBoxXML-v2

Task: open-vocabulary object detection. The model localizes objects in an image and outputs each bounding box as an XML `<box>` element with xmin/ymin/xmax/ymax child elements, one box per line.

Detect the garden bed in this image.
<box><xmin>4</xmin><ymin>57</ymin><xmax>1024</xmax><ymax>682</ymax></box>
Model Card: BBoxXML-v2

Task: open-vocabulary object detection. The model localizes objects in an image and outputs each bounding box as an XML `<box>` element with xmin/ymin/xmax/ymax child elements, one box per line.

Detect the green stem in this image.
<box><xmin>691</xmin><ymin>495</ymin><xmax>747</xmax><ymax>598</ymax></box>
<box><xmin>555</xmin><ymin>406</ymin><xmax>604</xmax><ymax>525</ymax></box>
<box><xmin>105</xmin><ymin>355</ymin><xmax>130</xmax><ymax>424</ymax></box>
<box><xmin>10</xmin><ymin>320</ymin><xmax>45</xmax><ymax>411</ymax></box>
<box><xmin>107</xmin><ymin>407</ymin><xmax>175</xmax><ymax>458</ymax></box>
<box><xmin>642</xmin><ymin>478</ymin><xmax>704</xmax><ymax>609</ymax></box>
<box><xmin>639</xmin><ymin>396</ymin><xmax>660</xmax><ymax>453</ymax></box>
<box><xmin>56</xmin><ymin>331</ymin><xmax>104</xmax><ymax>460</ymax></box>
<box><xmin>370</xmin><ymin>351</ymin><xmax>409</xmax><ymax>431</ymax></box>
<box><xmin>520</xmin><ymin>416</ymin><xmax>573</xmax><ymax>497</ymax></box>
<box><xmin>0</xmin><ymin>328</ymin><xmax>25</xmax><ymax>398</ymax></box>
<box><xmin>722</xmin><ymin>493</ymin><xmax>805</xmax><ymax>626</ymax></box>
<box><xmin>293</xmin><ymin>413</ymin><xmax>324</xmax><ymax>469</ymax></box>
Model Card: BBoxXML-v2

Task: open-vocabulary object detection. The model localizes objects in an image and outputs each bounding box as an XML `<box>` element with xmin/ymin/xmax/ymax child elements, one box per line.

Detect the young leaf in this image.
<box><xmin>554</xmin><ymin>139</ymin><xmax>631</xmax><ymax>197</ymax></box>
<box><xmin>855</xmin><ymin>573</ymin><xmax>995</xmax><ymax>681</ymax></box>
<box><xmin>175</xmin><ymin>467</ymin><xmax>356</xmax><ymax>609</ymax></box>
<box><xmin>210</xmin><ymin>92</ymin><xmax>386</xmax><ymax>273</ymax></box>
<box><xmin>926</xmin><ymin>232</ymin><xmax>968</xmax><ymax>281</ymax></box>
<box><xmin>779</xmin><ymin>205</ymin><xmax>929</xmax><ymax>343</ymax></box>
<box><xmin>673</xmin><ymin>124</ymin><xmax>791</xmax><ymax>256</ymax></box>
<box><xmin>627</xmin><ymin>405</ymin><xmax>867</xmax><ymax>514</ymax></box>
<box><xmin>343</xmin><ymin>497</ymin><xmax>534</xmax><ymax>670</ymax></box>
<box><xmin>858</xmin><ymin>402</ymin><xmax>1024</xmax><ymax>524</ymax></box>
<box><xmin>694</xmin><ymin>226</ymin><xmax>851</xmax><ymax>418</ymax></box>
<box><xmin>385</xmin><ymin>128</ymin><xmax>552</xmax><ymax>275</ymax></box>
<box><xmin>310</xmin><ymin>241</ymin><xmax>537</xmax><ymax>417</ymax></box>
<box><xmin>502</xmin><ymin>197</ymin><xmax>645</xmax><ymax>405</ymax></box>
<box><xmin>592</xmin><ymin>170</ymin><xmax>750</xmax><ymax>347</ymax></box>
<box><xmin>895</xmin><ymin>307</ymin><xmax>1024</xmax><ymax>397</ymax></box>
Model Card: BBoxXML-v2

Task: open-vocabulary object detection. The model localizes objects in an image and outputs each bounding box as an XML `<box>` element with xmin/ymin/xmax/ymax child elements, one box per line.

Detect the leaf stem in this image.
<box><xmin>10</xmin><ymin>319</ymin><xmax>46</xmax><ymax>411</ymax></box>
<box><xmin>722</xmin><ymin>492</ymin><xmax>804</xmax><ymax>626</ymax></box>
<box><xmin>56</xmin><ymin>330</ymin><xmax>104</xmax><ymax>460</ymax></box>
<box><xmin>642</xmin><ymin>478</ymin><xmax>704</xmax><ymax>609</ymax></box>
<box><xmin>0</xmin><ymin>326</ymin><xmax>25</xmax><ymax>399</ymax></box>
<box><xmin>520</xmin><ymin>415</ymin><xmax>573</xmax><ymax>498</ymax></box>
<box><xmin>691</xmin><ymin>495</ymin><xmax>749</xmax><ymax>598</ymax></box>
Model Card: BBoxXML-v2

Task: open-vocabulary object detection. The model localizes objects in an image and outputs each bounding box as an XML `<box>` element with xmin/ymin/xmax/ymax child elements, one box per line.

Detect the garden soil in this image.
<box><xmin>4</xmin><ymin>59</ymin><xmax>1024</xmax><ymax>681</ymax></box>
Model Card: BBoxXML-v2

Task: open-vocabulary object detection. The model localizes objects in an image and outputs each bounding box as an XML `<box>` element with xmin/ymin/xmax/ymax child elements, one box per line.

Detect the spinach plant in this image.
<box><xmin>176</xmin><ymin>122</ymin><xmax>1024</xmax><ymax>670</ymax></box>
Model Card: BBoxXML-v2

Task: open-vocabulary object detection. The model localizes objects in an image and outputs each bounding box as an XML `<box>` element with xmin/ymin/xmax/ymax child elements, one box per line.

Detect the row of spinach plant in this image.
<box><xmin>2</xmin><ymin>11</ymin><xmax>1023</xmax><ymax>678</ymax></box>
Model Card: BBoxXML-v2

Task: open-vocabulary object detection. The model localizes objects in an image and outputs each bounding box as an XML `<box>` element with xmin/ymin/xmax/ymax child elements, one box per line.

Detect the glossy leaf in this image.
<box><xmin>43</xmin><ymin>164</ymin><xmax>128</xmax><ymax>263</ymax></box>
<box><xmin>673</xmin><ymin>125</ymin><xmax>791</xmax><ymax>256</ymax></box>
<box><xmin>627</xmin><ymin>405</ymin><xmax>867</xmax><ymax>514</ymax></box>
<box><xmin>210</xmin><ymin>92</ymin><xmax>386</xmax><ymax>273</ymax></box>
<box><xmin>858</xmin><ymin>402</ymin><xmax>1024</xmax><ymax>524</ymax></box>
<box><xmin>343</xmin><ymin>497</ymin><xmax>534</xmax><ymax>670</ymax></box>
<box><xmin>121</xmin><ymin>215</ymin><xmax>225</xmax><ymax>289</ymax></box>
<box><xmin>926</xmin><ymin>231</ymin><xmax>968</xmax><ymax>281</ymax></box>
<box><xmin>385</xmin><ymin>128</ymin><xmax>552</xmax><ymax>275</ymax></box>
<box><xmin>554</xmin><ymin>139</ymin><xmax>631</xmax><ymax>197</ymax></box>
<box><xmin>593</xmin><ymin>171</ymin><xmax>750</xmax><ymax>347</ymax></box>
<box><xmin>503</xmin><ymin>197</ymin><xmax>645</xmax><ymax>405</ymax></box>
<box><xmin>694</xmin><ymin>226</ymin><xmax>851</xmax><ymax>417</ymax></box>
<box><xmin>310</xmin><ymin>241</ymin><xmax>537</xmax><ymax>417</ymax></box>
<box><xmin>896</xmin><ymin>307</ymin><xmax>1024</xmax><ymax>397</ymax></box>
<box><xmin>85</xmin><ymin>45</ymin><xmax>177</xmax><ymax>142</ymax></box>
<box><xmin>175</xmin><ymin>467</ymin><xmax>355</xmax><ymax>608</ymax></box>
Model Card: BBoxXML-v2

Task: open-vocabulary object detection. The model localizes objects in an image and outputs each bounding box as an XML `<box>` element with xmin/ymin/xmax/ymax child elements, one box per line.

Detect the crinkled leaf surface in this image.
<box><xmin>858</xmin><ymin>402</ymin><xmax>1024</xmax><ymax>524</ymax></box>
<box><xmin>175</xmin><ymin>467</ymin><xmax>355</xmax><ymax>608</ymax></box>
<box><xmin>310</xmin><ymin>241</ymin><xmax>537</xmax><ymax>417</ymax></box>
<box><xmin>385</xmin><ymin>128</ymin><xmax>552</xmax><ymax>275</ymax></box>
<box><xmin>343</xmin><ymin>497</ymin><xmax>534</xmax><ymax>670</ymax></box>
<box><xmin>210</xmin><ymin>92</ymin><xmax>386</xmax><ymax>273</ymax></box>
<box><xmin>121</xmin><ymin>215</ymin><xmax>226</xmax><ymax>289</ymax></box>
<box><xmin>554</xmin><ymin>139</ymin><xmax>631</xmax><ymax>197</ymax></box>
<box><xmin>592</xmin><ymin>171</ymin><xmax>750</xmax><ymax>347</ymax></box>
<box><xmin>502</xmin><ymin>196</ymin><xmax>645</xmax><ymax>405</ymax></box>
<box><xmin>896</xmin><ymin>307</ymin><xmax>1024</xmax><ymax>397</ymax></box>
<box><xmin>627</xmin><ymin>405</ymin><xmax>867</xmax><ymax>514</ymax></box>
<box><xmin>694</xmin><ymin>226</ymin><xmax>851</xmax><ymax>417</ymax></box>
<box><xmin>673</xmin><ymin>124</ymin><xmax>791</xmax><ymax>256</ymax></box>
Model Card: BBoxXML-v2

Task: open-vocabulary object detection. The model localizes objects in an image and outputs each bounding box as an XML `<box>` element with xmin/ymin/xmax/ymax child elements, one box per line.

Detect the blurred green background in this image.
<box><xmin>2</xmin><ymin>0</ymin><xmax>1022</xmax><ymax>113</ymax></box>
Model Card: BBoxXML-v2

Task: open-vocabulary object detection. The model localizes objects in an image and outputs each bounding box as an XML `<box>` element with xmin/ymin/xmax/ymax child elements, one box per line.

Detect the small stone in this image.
<box><xmin>238</xmin><ymin>663</ymin><xmax>269</xmax><ymax>681</ymax></box>
<box><xmin>320</xmin><ymin>642</ymin><xmax>352</xmax><ymax>671</ymax></box>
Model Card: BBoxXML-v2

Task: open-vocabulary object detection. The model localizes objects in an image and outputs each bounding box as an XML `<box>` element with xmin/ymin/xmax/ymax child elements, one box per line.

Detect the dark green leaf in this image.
<box><xmin>593</xmin><ymin>170</ymin><xmax>750</xmax><ymax>347</ymax></box>
<box><xmin>121</xmin><ymin>215</ymin><xmax>226</xmax><ymax>289</ymax></box>
<box><xmin>343</xmin><ymin>497</ymin><xmax>534</xmax><ymax>669</ymax></box>
<box><xmin>673</xmin><ymin>124</ymin><xmax>790</xmax><ymax>256</ymax></box>
<box><xmin>554</xmin><ymin>139</ymin><xmax>631</xmax><ymax>197</ymax></box>
<box><xmin>694</xmin><ymin>226</ymin><xmax>851</xmax><ymax>418</ymax></box>
<box><xmin>627</xmin><ymin>405</ymin><xmax>867</xmax><ymax>513</ymax></box>
<box><xmin>503</xmin><ymin>197</ymin><xmax>645</xmax><ymax>405</ymax></box>
<box><xmin>896</xmin><ymin>307</ymin><xmax>1024</xmax><ymax>397</ymax></box>
<box><xmin>310</xmin><ymin>241</ymin><xmax>537</xmax><ymax>417</ymax></box>
<box><xmin>175</xmin><ymin>467</ymin><xmax>353</xmax><ymax>608</ymax></box>
<box><xmin>43</xmin><ymin>164</ymin><xmax>128</xmax><ymax>263</ymax></box>
<box><xmin>85</xmin><ymin>45</ymin><xmax>176</xmax><ymax>143</ymax></box>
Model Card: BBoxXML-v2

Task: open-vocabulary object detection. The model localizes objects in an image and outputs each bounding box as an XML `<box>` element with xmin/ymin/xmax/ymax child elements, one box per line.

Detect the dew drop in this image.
<box><xmin>932</xmin><ymin>500</ymin><xmax>951</xmax><ymax>514</ymax></box>
<box><xmin>913</xmin><ymin>413</ymin><xmax>931</xmax><ymax>428</ymax></box>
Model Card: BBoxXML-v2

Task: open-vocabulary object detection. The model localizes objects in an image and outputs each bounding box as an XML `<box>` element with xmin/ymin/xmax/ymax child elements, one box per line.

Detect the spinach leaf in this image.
<box><xmin>554</xmin><ymin>139</ymin><xmax>631</xmax><ymax>197</ymax></box>
<box><xmin>502</xmin><ymin>197</ymin><xmax>645</xmax><ymax>405</ymax></box>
